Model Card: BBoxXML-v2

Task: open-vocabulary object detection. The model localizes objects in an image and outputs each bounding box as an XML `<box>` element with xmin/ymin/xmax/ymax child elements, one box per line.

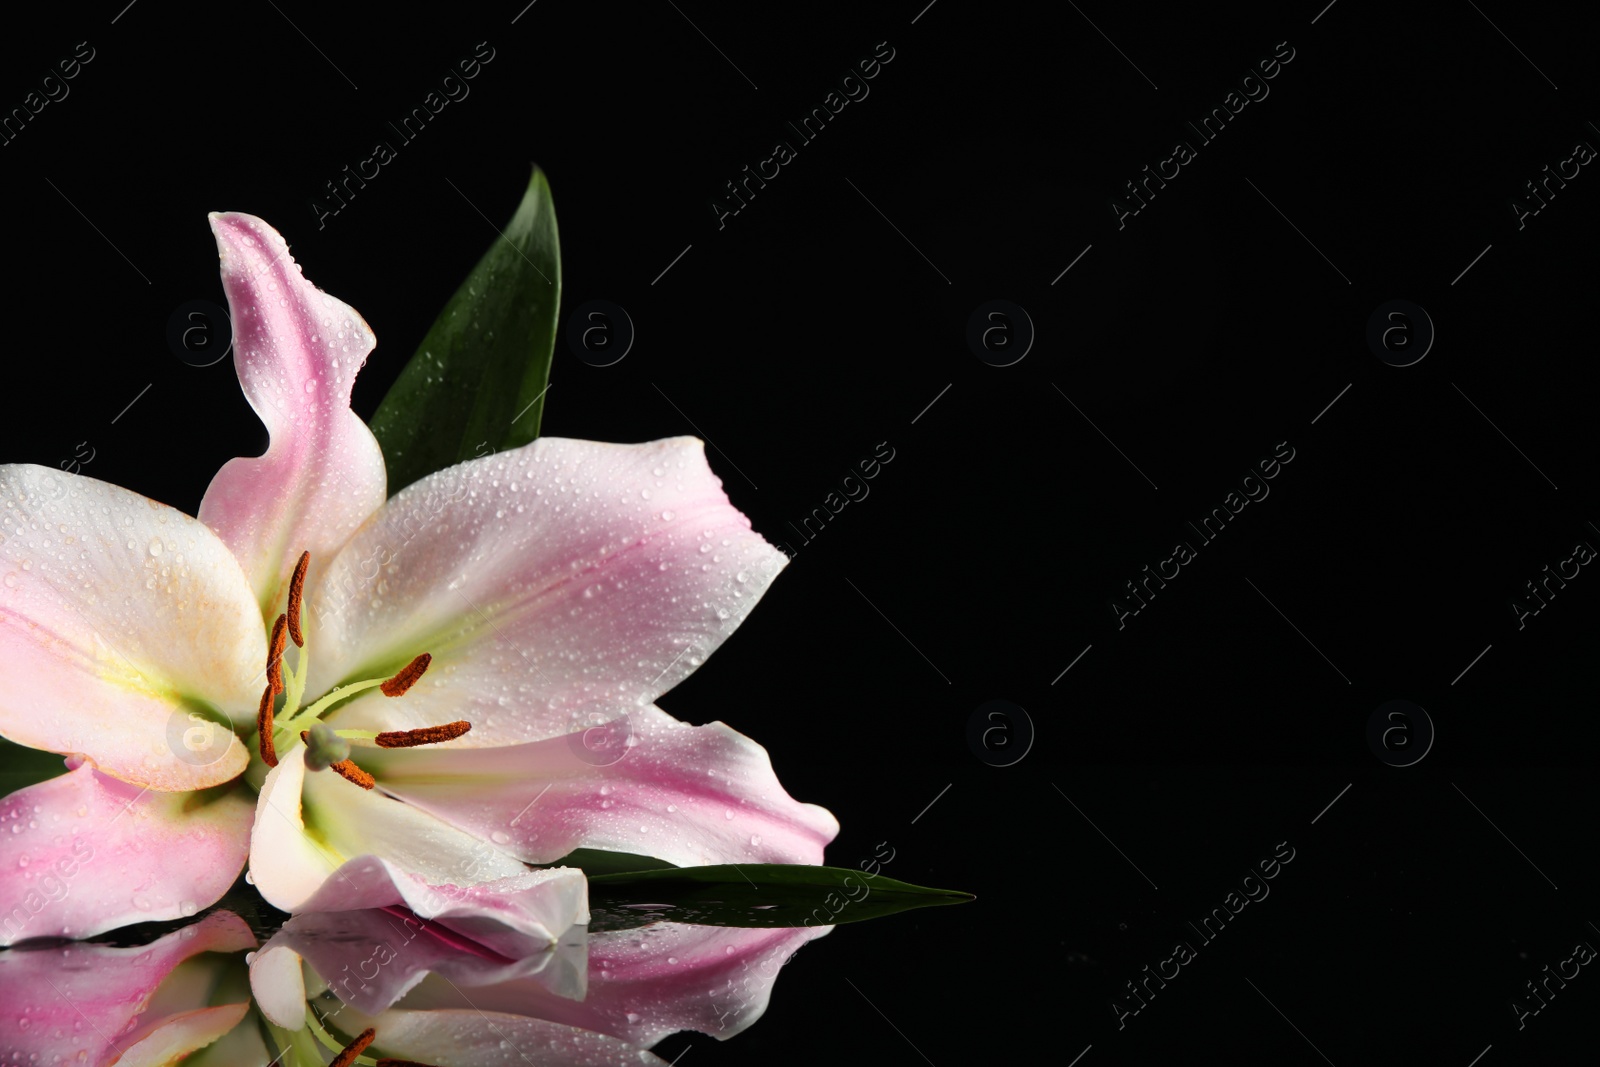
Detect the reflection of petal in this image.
<box><xmin>249</xmin><ymin>746</ymin><xmax>525</xmax><ymax>912</ymax></box>
<box><xmin>117</xmin><ymin>1002</ymin><xmax>252</xmax><ymax>1067</ymax></box>
<box><xmin>394</xmin><ymin>922</ymin><xmax>831</xmax><ymax>1048</ymax></box>
<box><xmin>0</xmin><ymin>911</ymin><xmax>254</xmax><ymax>1063</ymax></box>
<box><xmin>200</xmin><ymin>212</ymin><xmax>387</xmax><ymax>613</ymax></box>
<box><xmin>364</xmin><ymin>706</ymin><xmax>838</xmax><ymax>867</ymax></box>
<box><xmin>0</xmin><ymin>463</ymin><xmax>265</xmax><ymax>787</ymax></box>
<box><xmin>0</xmin><ymin>764</ymin><xmax>252</xmax><ymax>944</ymax></box>
<box><xmin>255</xmin><ymin>908</ymin><xmax>587</xmax><ymax>1021</ymax></box>
<box><xmin>333</xmin><ymin>1006</ymin><xmax>669</xmax><ymax>1066</ymax></box>
<box><xmin>310</xmin><ymin>436</ymin><xmax>786</xmax><ymax>746</ymax></box>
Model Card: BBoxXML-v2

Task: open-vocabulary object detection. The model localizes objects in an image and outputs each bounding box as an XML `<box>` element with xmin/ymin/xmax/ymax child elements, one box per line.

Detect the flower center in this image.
<box><xmin>254</xmin><ymin>550</ymin><xmax>469</xmax><ymax>787</ymax></box>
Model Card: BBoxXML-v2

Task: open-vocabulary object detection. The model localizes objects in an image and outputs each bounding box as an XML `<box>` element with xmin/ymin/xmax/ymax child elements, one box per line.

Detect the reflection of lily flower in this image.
<box><xmin>0</xmin><ymin>211</ymin><xmax>835</xmax><ymax>939</ymax></box>
<box><xmin>0</xmin><ymin>910</ymin><xmax>257</xmax><ymax>1065</ymax></box>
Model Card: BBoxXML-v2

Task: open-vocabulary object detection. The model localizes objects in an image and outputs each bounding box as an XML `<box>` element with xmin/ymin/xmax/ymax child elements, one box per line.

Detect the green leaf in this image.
<box><xmin>0</xmin><ymin>740</ymin><xmax>67</xmax><ymax>795</ymax></box>
<box><xmin>541</xmin><ymin>849</ymin><xmax>680</xmax><ymax>877</ymax></box>
<box><xmin>370</xmin><ymin>166</ymin><xmax>562</xmax><ymax>493</ymax></box>
<box><xmin>584</xmin><ymin>864</ymin><xmax>974</xmax><ymax>932</ymax></box>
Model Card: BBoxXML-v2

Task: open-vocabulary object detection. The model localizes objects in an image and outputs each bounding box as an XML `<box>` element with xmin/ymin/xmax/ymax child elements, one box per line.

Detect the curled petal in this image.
<box><xmin>362</xmin><ymin>706</ymin><xmax>838</xmax><ymax>867</ymax></box>
<box><xmin>0</xmin><ymin>911</ymin><xmax>254</xmax><ymax>1063</ymax></box>
<box><xmin>309</xmin><ymin>436</ymin><xmax>787</xmax><ymax>746</ymax></box>
<box><xmin>117</xmin><ymin>1002</ymin><xmax>252</xmax><ymax>1067</ymax></box>
<box><xmin>200</xmin><ymin>212</ymin><xmax>387</xmax><ymax>614</ymax></box>
<box><xmin>0</xmin><ymin>763</ymin><xmax>253</xmax><ymax>945</ymax></box>
<box><xmin>0</xmin><ymin>464</ymin><xmax>265</xmax><ymax>787</ymax></box>
<box><xmin>249</xmin><ymin>746</ymin><xmax>526</xmax><ymax>913</ymax></box>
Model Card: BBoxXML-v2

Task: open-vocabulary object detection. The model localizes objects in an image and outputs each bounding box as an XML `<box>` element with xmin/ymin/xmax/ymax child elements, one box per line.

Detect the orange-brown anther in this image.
<box><xmin>330</xmin><ymin>758</ymin><xmax>376</xmax><ymax>790</ymax></box>
<box><xmin>256</xmin><ymin>683</ymin><xmax>278</xmax><ymax>767</ymax></box>
<box><xmin>267</xmin><ymin>614</ymin><xmax>289</xmax><ymax>694</ymax></box>
<box><xmin>287</xmin><ymin>551</ymin><xmax>310</xmax><ymax>647</ymax></box>
<box><xmin>375</xmin><ymin>720</ymin><xmax>472</xmax><ymax>748</ymax></box>
<box><xmin>329</xmin><ymin>1028</ymin><xmax>376</xmax><ymax>1067</ymax></box>
<box><xmin>380</xmin><ymin>653</ymin><xmax>432</xmax><ymax>697</ymax></box>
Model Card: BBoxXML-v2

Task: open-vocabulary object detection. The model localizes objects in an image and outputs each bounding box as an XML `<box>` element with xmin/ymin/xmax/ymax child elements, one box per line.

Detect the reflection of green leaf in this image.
<box><xmin>585</xmin><ymin>864</ymin><xmax>974</xmax><ymax>932</ymax></box>
<box><xmin>0</xmin><ymin>740</ymin><xmax>66</xmax><ymax>795</ymax></box>
<box><xmin>544</xmin><ymin>849</ymin><xmax>679</xmax><ymax>877</ymax></box>
<box><xmin>370</xmin><ymin>167</ymin><xmax>561</xmax><ymax>494</ymax></box>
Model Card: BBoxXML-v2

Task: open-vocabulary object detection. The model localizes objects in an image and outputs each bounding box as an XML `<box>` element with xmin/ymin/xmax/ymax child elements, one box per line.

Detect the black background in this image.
<box><xmin>3</xmin><ymin>1</ymin><xmax>1599</xmax><ymax>1063</ymax></box>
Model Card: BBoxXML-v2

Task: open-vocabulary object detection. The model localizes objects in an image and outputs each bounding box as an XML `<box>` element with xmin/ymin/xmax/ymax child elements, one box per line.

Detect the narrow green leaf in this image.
<box><xmin>0</xmin><ymin>740</ymin><xmax>67</xmax><ymax>795</ymax></box>
<box><xmin>584</xmin><ymin>864</ymin><xmax>974</xmax><ymax>932</ymax></box>
<box><xmin>541</xmin><ymin>849</ymin><xmax>679</xmax><ymax>877</ymax></box>
<box><xmin>370</xmin><ymin>166</ymin><xmax>562</xmax><ymax>493</ymax></box>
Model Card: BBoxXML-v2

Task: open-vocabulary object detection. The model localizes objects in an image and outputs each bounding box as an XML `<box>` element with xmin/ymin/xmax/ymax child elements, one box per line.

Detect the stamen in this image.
<box><xmin>267</xmin><ymin>614</ymin><xmax>289</xmax><ymax>694</ymax></box>
<box><xmin>329</xmin><ymin>1028</ymin><xmax>375</xmax><ymax>1067</ymax></box>
<box><xmin>287</xmin><ymin>551</ymin><xmax>310</xmax><ymax>647</ymax></box>
<box><xmin>375</xmin><ymin>721</ymin><xmax>472</xmax><ymax>748</ymax></box>
<box><xmin>330</xmin><ymin>757</ymin><xmax>376</xmax><ymax>790</ymax></box>
<box><xmin>256</xmin><ymin>683</ymin><xmax>278</xmax><ymax>767</ymax></box>
<box><xmin>380</xmin><ymin>653</ymin><xmax>432</xmax><ymax>697</ymax></box>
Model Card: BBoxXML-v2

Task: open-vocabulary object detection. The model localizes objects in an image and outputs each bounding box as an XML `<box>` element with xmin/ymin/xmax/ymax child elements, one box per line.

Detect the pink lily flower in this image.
<box><xmin>0</xmin><ymin>210</ymin><xmax>837</xmax><ymax>938</ymax></box>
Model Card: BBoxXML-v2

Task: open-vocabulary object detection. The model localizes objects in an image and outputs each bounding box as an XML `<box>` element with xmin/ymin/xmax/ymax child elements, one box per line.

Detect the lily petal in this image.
<box><xmin>249</xmin><ymin>746</ymin><xmax>527</xmax><ymax>913</ymax></box>
<box><xmin>0</xmin><ymin>464</ymin><xmax>266</xmax><ymax>787</ymax></box>
<box><xmin>117</xmin><ymin>1002</ymin><xmax>252</xmax><ymax>1067</ymax></box>
<box><xmin>308</xmin><ymin>436</ymin><xmax>786</xmax><ymax>746</ymax></box>
<box><xmin>329</xmin><ymin>1006</ymin><xmax>668</xmax><ymax>1066</ymax></box>
<box><xmin>0</xmin><ymin>762</ymin><xmax>253</xmax><ymax>945</ymax></box>
<box><xmin>200</xmin><ymin>212</ymin><xmax>387</xmax><ymax>615</ymax></box>
<box><xmin>254</xmin><ymin>905</ymin><xmax>587</xmax><ymax>1021</ymax></box>
<box><xmin>394</xmin><ymin>922</ymin><xmax>829</xmax><ymax>1048</ymax></box>
<box><xmin>362</xmin><ymin>706</ymin><xmax>838</xmax><ymax>867</ymax></box>
<box><xmin>0</xmin><ymin>910</ymin><xmax>254</xmax><ymax>1064</ymax></box>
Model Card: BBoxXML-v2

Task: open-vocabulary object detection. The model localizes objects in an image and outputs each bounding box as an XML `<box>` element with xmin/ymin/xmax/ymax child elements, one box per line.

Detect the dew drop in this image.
<box><xmin>490</xmin><ymin>830</ymin><xmax>511</xmax><ymax>844</ymax></box>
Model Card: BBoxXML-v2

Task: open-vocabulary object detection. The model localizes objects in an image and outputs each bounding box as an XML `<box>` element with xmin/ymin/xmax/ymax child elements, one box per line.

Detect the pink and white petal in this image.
<box><xmin>0</xmin><ymin>911</ymin><xmax>254</xmax><ymax>1064</ymax></box>
<box><xmin>308</xmin><ymin>436</ymin><xmax>786</xmax><ymax>746</ymax></box>
<box><xmin>289</xmin><ymin>854</ymin><xmax>588</xmax><ymax>956</ymax></box>
<box><xmin>179</xmin><ymin>1006</ymin><xmax>276</xmax><ymax>1067</ymax></box>
<box><xmin>0</xmin><ymin>464</ymin><xmax>266</xmax><ymax>786</ymax></box>
<box><xmin>116</xmin><ymin>1002</ymin><xmax>252</xmax><ymax>1067</ymax></box>
<box><xmin>259</xmin><ymin>906</ymin><xmax>587</xmax><ymax>1019</ymax></box>
<box><xmin>248</xmin><ymin>941</ymin><xmax>307</xmax><ymax>1029</ymax></box>
<box><xmin>396</xmin><ymin>922</ymin><xmax>830</xmax><ymax>1048</ymax></box>
<box><xmin>249</xmin><ymin>747</ymin><xmax>527</xmax><ymax>914</ymax></box>
<box><xmin>0</xmin><ymin>763</ymin><xmax>253</xmax><ymax>945</ymax></box>
<box><xmin>200</xmin><ymin>212</ymin><xmax>387</xmax><ymax>614</ymax></box>
<box><xmin>362</xmin><ymin>706</ymin><xmax>838</xmax><ymax>868</ymax></box>
<box><xmin>334</xmin><ymin>1006</ymin><xmax>668</xmax><ymax>1066</ymax></box>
